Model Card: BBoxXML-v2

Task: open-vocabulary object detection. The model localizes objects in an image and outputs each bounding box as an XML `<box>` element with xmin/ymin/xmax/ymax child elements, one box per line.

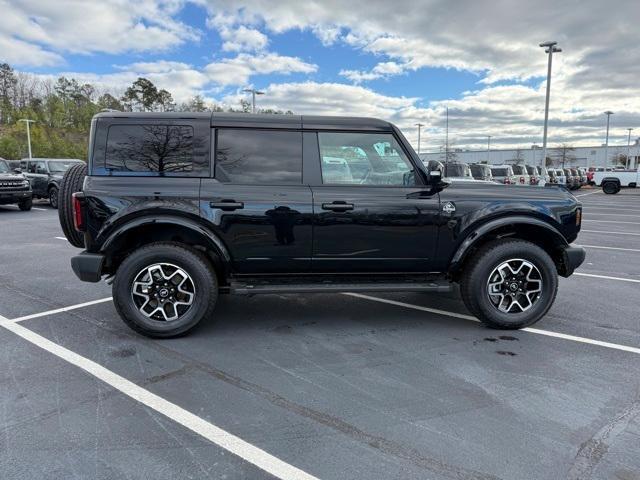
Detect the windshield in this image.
<box><xmin>444</xmin><ymin>164</ymin><xmax>470</xmax><ymax>177</ymax></box>
<box><xmin>491</xmin><ymin>167</ymin><xmax>511</xmax><ymax>176</ymax></box>
<box><xmin>0</xmin><ymin>160</ymin><xmax>9</xmax><ymax>173</ymax></box>
<box><xmin>512</xmin><ymin>165</ymin><xmax>526</xmax><ymax>175</ymax></box>
<box><xmin>48</xmin><ymin>160</ymin><xmax>80</xmax><ymax>173</ymax></box>
<box><xmin>470</xmin><ymin>165</ymin><xmax>489</xmax><ymax>177</ymax></box>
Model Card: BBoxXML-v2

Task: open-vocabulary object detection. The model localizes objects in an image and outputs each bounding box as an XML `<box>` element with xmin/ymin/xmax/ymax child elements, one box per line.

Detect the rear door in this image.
<box><xmin>199</xmin><ymin>128</ymin><xmax>313</xmax><ymax>274</ymax></box>
<box><xmin>308</xmin><ymin>131</ymin><xmax>440</xmax><ymax>273</ymax></box>
<box><xmin>26</xmin><ymin>160</ymin><xmax>48</xmax><ymax>195</ymax></box>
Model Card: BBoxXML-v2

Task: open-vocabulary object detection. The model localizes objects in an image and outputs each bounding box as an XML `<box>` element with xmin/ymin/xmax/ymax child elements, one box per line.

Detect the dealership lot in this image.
<box><xmin>1</xmin><ymin>189</ymin><xmax>639</xmax><ymax>480</ymax></box>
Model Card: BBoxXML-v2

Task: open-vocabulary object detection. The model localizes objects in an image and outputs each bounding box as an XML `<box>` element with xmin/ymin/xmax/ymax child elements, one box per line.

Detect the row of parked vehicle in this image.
<box><xmin>0</xmin><ymin>157</ymin><xmax>84</xmax><ymax>210</ymax></box>
<box><xmin>427</xmin><ymin>160</ymin><xmax>590</xmax><ymax>190</ymax></box>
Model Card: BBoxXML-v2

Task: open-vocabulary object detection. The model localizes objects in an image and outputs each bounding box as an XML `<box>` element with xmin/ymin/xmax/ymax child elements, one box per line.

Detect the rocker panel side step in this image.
<box><xmin>229</xmin><ymin>280</ymin><xmax>452</xmax><ymax>295</ymax></box>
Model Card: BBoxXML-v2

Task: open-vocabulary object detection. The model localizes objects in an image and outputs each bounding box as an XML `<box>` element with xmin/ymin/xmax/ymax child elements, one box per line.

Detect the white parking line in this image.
<box><xmin>33</xmin><ymin>207</ymin><xmax>47</xmax><ymax>211</ymax></box>
<box><xmin>344</xmin><ymin>293</ymin><xmax>640</xmax><ymax>355</ymax></box>
<box><xmin>575</xmin><ymin>190</ymin><xmax>602</xmax><ymax>197</ymax></box>
<box><xmin>583</xmin><ymin>220</ymin><xmax>640</xmax><ymax>225</ymax></box>
<box><xmin>575</xmin><ymin>272</ymin><xmax>640</xmax><ymax>283</ymax></box>
<box><xmin>579</xmin><ymin>244</ymin><xmax>640</xmax><ymax>253</ymax></box>
<box><xmin>0</xmin><ymin>313</ymin><xmax>318</xmax><ymax>480</ymax></box>
<box><xmin>54</xmin><ymin>236</ymin><xmax>67</xmax><ymax>241</ymax></box>
<box><xmin>582</xmin><ymin>229</ymin><xmax>640</xmax><ymax>236</ymax></box>
<box><xmin>585</xmin><ymin>212</ymin><xmax>640</xmax><ymax>219</ymax></box>
<box><xmin>11</xmin><ymin>297</ymin><xmax>113</xmax><ymax>323</ymax></box>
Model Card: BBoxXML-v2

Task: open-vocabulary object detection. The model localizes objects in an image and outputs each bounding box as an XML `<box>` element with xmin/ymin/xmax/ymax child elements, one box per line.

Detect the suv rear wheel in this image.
<box><xmin>58</xmin><ymin>162</ymin><xmax>87</xmax><ymax>247</ymax></box>
<box><xmin>113</xmin><ymin>243</ymin><xmax>217</xmax><ymax>338</ymax></box>
<box><xmin>460</xmin><ymin>239</ymin><xmax>558</xmax><ymax>329</ymax></box>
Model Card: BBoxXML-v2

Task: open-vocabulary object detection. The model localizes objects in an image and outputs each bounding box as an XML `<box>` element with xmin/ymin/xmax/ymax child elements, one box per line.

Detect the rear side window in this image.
<box><xmin>215</xmin><ymin>129</ymin><xmax>302</xmax><ymax>184</ymax></box>
<box><xmin>105</xmin><ymin>124</ymin><xmax>196</xmax><ymax>175</ymax></box>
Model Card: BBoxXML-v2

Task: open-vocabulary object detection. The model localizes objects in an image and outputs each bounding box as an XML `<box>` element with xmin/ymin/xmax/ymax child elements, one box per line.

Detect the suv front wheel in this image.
<box><xmin>460</xmin><ymin>239</ymin><xmax>558</xmax><ymax>329</ymax></box>
<box><xmin>113</xmin><ymin>243</ymin><xmax>218</xmax><ymax>338</ymax></box>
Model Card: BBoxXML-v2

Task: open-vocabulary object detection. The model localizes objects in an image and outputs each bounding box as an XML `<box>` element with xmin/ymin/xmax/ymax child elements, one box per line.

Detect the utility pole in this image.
<box><xmin>242</xmin><ymin>88</ymin><xmax>264</xmax><ymax>113</ymax></box>
<box><xmin>539</xmin><ymin>41</ymin><xmax>562</xmax><ymax>168</ymax></box>
<box><xmin>604</xmin><ymin>111</ymin><xmax>614</xmax><ymax>168</ymax></box>
<box><xmin>487</xmin><ymin>135</ymin><xmax>491</xmax><ymax>163</ymax></box>
<box><xmin>18</xmin><ymin>119</ymin><xmax>35</xmax><ymax>160</ymax></box>
<box><xmin>415</xmin><ymin>123</ymin><xmax>425</xmax><ymax>154</ymax></box>
<box><xmin>626</xmin><ymin>128</ymin><xmax>633</xmax><ymax>169</ymax></box>
<box><xmin>445</xmin><ymin>106</ymin><xmax>449</xmax><ymax>168</ymax></box>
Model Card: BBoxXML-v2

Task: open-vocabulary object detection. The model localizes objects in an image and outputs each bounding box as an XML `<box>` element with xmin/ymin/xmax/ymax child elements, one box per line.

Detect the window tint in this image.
<box><xmin>512</xmin><ymin>165</ymin><xmax>525</xmax><ymax>175</ymax></box>
<box><xmin>444</xmin><ymin>163</ymin><xmax>471</xmax><ymax>178</ymax></box>
<box><xmin>0</xmin><ymin>160</ymin><xmax>9</xmax><ymax>173</ymax></box>
<box><xmin>318</xmin><ymin>132</ymin><xmax>416</xmax><ymax>186</ymax></box>
<box><xmin>28</xmin><ymin>161</ymin><xmax>46</xmax><ymax>173</ymax></box>
<box><xmin>525</xmin><ymin>166</ymin><xmax>536</xmax><ymax>175</ymax></box>
<box><xmin>106</xmin><ymin>124</ymin><xmax>195</xmax><ymax>175</ymax></box>
<box><xmin>491</xmin><ymin>167</ymin><xmax>511</xmax><ymax>176</ymax></box>
<box><xmin>216</xmin><ymin>129</ymin><xmax>302</xmax><ymax>184</ymax></box>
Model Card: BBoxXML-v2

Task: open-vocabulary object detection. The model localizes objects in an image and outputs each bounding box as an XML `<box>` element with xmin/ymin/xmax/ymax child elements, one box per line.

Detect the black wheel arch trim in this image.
<box><xmin>100</xmin><ymin>215</ymin><xmax>231</xmax><ymax>263</ymax></box>
<box><xmin>449</xmin><ymin>215</ymin><xmax>569</xmax><ymax>272</ymax></box>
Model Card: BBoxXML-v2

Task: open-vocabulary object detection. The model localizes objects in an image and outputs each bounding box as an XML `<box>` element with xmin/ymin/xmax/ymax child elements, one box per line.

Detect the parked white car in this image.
<box><xmin>554</xmin><ymin>169</ymin><xmax>567</xmax><ymax>185</ymax></box>
<box><xmin>593</xmin><ymin>167</ymin><xmax>640</xmax><ymax>194</ymax></box>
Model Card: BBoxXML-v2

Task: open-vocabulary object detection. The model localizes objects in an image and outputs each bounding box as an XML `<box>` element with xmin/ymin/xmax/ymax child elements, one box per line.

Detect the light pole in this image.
<box><xmin>18</xmin><ymin>119</ymin><xmax>35</xmax><ymax>160</ymax></box>
<box><xmin>604</xmin><ymin>111</ymin><xmax>614</xmax><ymax>168</ymax></box>
<box><xmin>415</xmin><ymin>123</ymin><xmax>425</xmax><ymax>154</ymax></box>
<box><xmin>242</xmin><ymin>88</ymin><xmax>264</xmax><ymax>113</ymax></box>
<box><xmin>445</xmin><ymin>106</ymin><xmax>449</xmax><ymax>168</ymax></box>
<box><xmin>539</xmin><ymin>41</ymin><xmax>562</xmax><ymax>168</ymax></box>
<box><xmin>626</xmin><ymin>128</ymin><xmax>633</xmax><ymax>169</ymax></box>
<box><xmin>487</xmin><ymin>135</ymin><xmax>491</xmax><ymax>162</ymax></box>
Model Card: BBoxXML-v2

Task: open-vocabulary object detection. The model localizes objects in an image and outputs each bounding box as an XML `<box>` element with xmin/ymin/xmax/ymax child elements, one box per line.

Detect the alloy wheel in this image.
<box><xmin>131</xmin><ymin>263</ymin><xmax>195</xmax><ymax>321</ymax></box>
<box><xmin>486</xmin><ymin>259</ymin><xmax>542</xmax><ymax>313</ymax></box>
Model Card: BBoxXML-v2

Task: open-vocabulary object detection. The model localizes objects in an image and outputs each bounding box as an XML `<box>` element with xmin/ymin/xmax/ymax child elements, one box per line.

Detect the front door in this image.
<box><xmin>311</xmin><ymin>131</ymin><xmax>440</xmax><ymax>273</ymax></box>
<box><xmin>200</xmin><ymin>128</ymin><xmax>313</xmax><ymax>274</ymax></box>
<box><xmin>26</xmin><ymin>160</ymin><xmax>48</xmax><ymax>196</ymax></box>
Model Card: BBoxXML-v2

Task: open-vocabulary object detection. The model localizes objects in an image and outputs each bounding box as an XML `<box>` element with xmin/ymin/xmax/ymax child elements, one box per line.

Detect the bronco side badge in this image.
<box><xmin>442</xmin><ymin>201</ymin><xmax>456</xmax><ymax>214</ymax></box>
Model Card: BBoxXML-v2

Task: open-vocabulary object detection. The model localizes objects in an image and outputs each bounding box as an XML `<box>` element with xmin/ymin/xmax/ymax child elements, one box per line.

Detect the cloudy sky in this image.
<box><xmin>1</xmin><ymin>0</ymin><xmax>639</xmax><ymax>151</ymax></box>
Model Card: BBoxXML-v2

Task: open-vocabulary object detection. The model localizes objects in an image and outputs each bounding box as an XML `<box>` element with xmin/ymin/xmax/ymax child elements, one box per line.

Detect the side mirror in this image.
<box><xmin>428</xmin><ymin>169</ymin><xmax>442</xmax><ymax>185</ymax></box>
<box><xmin>13</xmin><ymin>168</ymin><xmax>22</xmax><ymax>173</ymax></box>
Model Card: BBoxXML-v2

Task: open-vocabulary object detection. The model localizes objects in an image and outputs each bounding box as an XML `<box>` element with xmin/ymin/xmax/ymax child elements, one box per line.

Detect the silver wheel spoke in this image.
<box><xmin>131</xmin><ymin>262</ymin><xmax>195</xmax><ymax>322</ymax></box>
<box><xmin>486</xmin><ymin>258</ymin><xmax>543</xmax><ymax>314</ymax></box>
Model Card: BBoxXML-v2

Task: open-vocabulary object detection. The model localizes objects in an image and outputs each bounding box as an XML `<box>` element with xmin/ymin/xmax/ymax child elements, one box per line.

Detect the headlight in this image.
<box><xmin>22</xmin><ymin>179</ymin><xmax>30</xmax><ymax>186</ymax></box>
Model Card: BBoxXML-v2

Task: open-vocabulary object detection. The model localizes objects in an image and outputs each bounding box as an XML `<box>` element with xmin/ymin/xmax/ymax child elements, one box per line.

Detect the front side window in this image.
<box><xmin>106</xmin><ymin>124</ymin><xmax>195</xmax><ymax>175</ymax></box>
<box><xmin>318</xmin><ymin>132</ymin><xmax>416</xmax><ymax>186</ymax></box>
<box><xmin>0</xmin><ymin>160</ymin><xmax>9</xmax><ymax>173</ymax></box>
<box><xmin>216</xmin><ymin>129</ymin><xmax>302</xmax><ymax>184</ymax></box>
<box><xmin>28</xmin><ymin>161</ymin><xmax>46</xmax><ymax>174</ymax></box>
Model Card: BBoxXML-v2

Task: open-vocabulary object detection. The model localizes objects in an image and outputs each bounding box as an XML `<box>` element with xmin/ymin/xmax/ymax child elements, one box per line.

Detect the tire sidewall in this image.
<box><xmin>49</xmin><ymin>186</ymin><xmax>58</xmax><ymax>208</ymax></box>
<box><xmin>603</xmin><ymin>182</ymin><xmax>619</xmax><ymax>194</ymax></box>
<box><xmin>469</xmin><ymin>242</ymin><xmax>558</xmax><ymax>328</ymax></box>
<box><xmin>114</xmin><ymin>245</ymin><xmax>216</xmax><ymax>337</ymax></box>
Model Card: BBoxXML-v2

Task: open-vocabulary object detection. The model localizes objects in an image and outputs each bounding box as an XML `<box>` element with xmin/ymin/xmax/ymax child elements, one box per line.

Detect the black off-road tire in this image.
<box><xmin>113</xmin><ymin>243</ymin><xmax>218</xmax><ymax>338</ymax></box>
<box><xmin>49</xmin><ymin>186</ymin><xmax>59</xmax><ymax>209</ymax></box>
<box><xmin>602</xmin><ymin>181</ymin><xmax>620</xmax><ymax>195</ymax></box>
<box><xmin>18</xmin><ymin>198</ymin><xmax>32</xmax><ymax>211</ymax></box>
<box><xmin>460</xmin><ymin>239</ymin><xmax>558</xmax><ymax>329</ymax></box>
<box><xmin>58</xmin><ymin>162</ymin><xmax>87</xmax><ymax>247</ymax></box>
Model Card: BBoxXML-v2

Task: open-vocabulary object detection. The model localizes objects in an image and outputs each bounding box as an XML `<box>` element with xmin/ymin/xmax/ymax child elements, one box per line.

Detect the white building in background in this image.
<box><xmin>419</xmin><ymin>141</ymin><xmax>640</xmax><ymax>168</ymax></box>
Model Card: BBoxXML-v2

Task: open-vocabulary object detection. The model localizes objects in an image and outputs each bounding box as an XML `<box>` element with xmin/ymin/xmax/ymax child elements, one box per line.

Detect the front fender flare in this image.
<box><xmin>450</xmin><ymin>215</ymin><xmax>568</xmax><ymax>270</ymax></box>
<box><xmin>100</xmin><ymin>215</ymin><xmax>231</xmax><ymax>262</ymax></box>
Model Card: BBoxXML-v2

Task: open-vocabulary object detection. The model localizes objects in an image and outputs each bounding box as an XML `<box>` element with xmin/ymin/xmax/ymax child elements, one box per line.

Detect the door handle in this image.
<box><xmin>321</xmin><ymin>202</ymin><xmax>354</xmax><ymax>212</ymax></box>
<box><xmin>210</xmin><ymin>200</ymin><xmax>244</xmax><ymax>211</ymax></box>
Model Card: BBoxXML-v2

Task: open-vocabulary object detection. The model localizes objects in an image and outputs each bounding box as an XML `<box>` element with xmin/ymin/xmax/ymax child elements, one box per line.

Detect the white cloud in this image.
<box><xmin>340</xmin><ymin>61</ymin><xmax>406</xmax><ymax>83</ymax></box>
<box><xmin>204</xmin><ymin>53</ymin><xmax>317</xmax><ymax>86</ymax></box>
<box><xmin>219</xmin><ymin>26</ymin><xmax>268</xmax><ymax>52</ymax></box>
<box><xmin>0</xmin><ymin>0</ymin><xmax>199</xmax><ymax>65</ymax></box>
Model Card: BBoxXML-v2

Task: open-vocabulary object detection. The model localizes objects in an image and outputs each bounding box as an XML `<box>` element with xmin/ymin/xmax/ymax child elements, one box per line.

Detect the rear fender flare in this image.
<box><xmin>100</xmin><ymin>215</ymin><xmax>231</xmax><ymax>262</ymax></box>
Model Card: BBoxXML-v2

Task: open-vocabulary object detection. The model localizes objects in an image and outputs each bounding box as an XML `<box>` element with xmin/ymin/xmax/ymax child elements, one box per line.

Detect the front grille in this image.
<box><xmin>0</xmin><ymin>180</ymin><xmax>28</xmax><ymax>190</ymax></box>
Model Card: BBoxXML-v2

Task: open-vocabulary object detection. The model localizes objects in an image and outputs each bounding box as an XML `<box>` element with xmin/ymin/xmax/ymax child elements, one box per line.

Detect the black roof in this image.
<box><xmin>93</xmin><ymin>111</ymin><xmax>394</xmax><ymax>132</ymax></box>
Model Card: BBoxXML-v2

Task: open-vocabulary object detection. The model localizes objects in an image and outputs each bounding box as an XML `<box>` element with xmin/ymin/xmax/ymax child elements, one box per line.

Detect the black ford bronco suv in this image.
<box><xmin>0</xmin><ymin>158</ymin><xmax>33</xmax><ymax>210</ymax></box>
<box><xmin>59</xmin><ymin>112</ymin><xmax>585</xmax><ymax>338</ymax></box>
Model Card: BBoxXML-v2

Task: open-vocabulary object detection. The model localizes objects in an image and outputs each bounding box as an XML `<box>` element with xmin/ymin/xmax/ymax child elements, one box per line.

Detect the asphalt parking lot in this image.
<box><xmin>1</xmin><ymin>189</ymin><xmax>639</xmax><ymax>480</ymax></box>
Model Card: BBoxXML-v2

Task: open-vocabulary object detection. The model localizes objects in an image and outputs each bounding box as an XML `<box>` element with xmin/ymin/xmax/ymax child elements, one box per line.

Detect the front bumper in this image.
<box><xmin>71</xmin><ymin>252</ymin><xmax>105</xmax><ymax>282</ymax></box>
<box><xmin>0</xmin><ymin>190</ymin><xmax>31</xmax><ymax>204</ymax></box>
<box><xmin>559</xmin><ymin>245</ymin><xmax>586</xmax><ymax>277</ymax></box>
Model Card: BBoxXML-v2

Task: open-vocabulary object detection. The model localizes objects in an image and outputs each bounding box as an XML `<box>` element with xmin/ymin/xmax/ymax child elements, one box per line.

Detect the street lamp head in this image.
<box><xmin>604</xmin><ymin>111</ymin><xmax>614</xmax><ymax>116</ymax></box>
<box><xmin>255</xmin><ymin>90</ymin><xmax>265</xmax><ymax>96</ymax></box>
<box><xmin>539</xmin><ymin>41</ymin><xmax>558</xmax><ymax>48</ymax></box>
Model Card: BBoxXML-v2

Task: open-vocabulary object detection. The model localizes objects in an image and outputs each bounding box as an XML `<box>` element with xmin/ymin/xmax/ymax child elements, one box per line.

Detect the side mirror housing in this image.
<box><xmin>13</xmin><ymin>168</ymin><xmax>22</xmax><ymax>174</ymax></box>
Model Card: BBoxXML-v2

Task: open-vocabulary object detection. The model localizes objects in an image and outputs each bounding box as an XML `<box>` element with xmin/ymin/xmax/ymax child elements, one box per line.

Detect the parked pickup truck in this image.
<box><xmin>593</xmin><ymin>168</ymin><xmax>639</xmax><ymax>194</ymax></box>
<box><xmin>58</xmin><ymin>112</ymin><xmax>586</xmax><ymax>338</ymax></box>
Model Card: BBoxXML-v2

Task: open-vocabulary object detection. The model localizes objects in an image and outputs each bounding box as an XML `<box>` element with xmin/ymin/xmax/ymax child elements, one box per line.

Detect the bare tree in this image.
<box><xmin>551</xmin><ymin>144</ymin><xmax>576</xmax><ymax>168</ymax></box>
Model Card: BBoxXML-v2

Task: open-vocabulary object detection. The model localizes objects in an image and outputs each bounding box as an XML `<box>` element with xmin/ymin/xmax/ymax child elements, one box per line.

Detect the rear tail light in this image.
<box><xmin>72</xmin><ymin>192</ymin><xmax>85</xmax><ymax>231</ymax></box>
<box><xmin>520</xmin><ymin>177</ymin><xmax>525</xmax><ymax>184</ymax></box>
